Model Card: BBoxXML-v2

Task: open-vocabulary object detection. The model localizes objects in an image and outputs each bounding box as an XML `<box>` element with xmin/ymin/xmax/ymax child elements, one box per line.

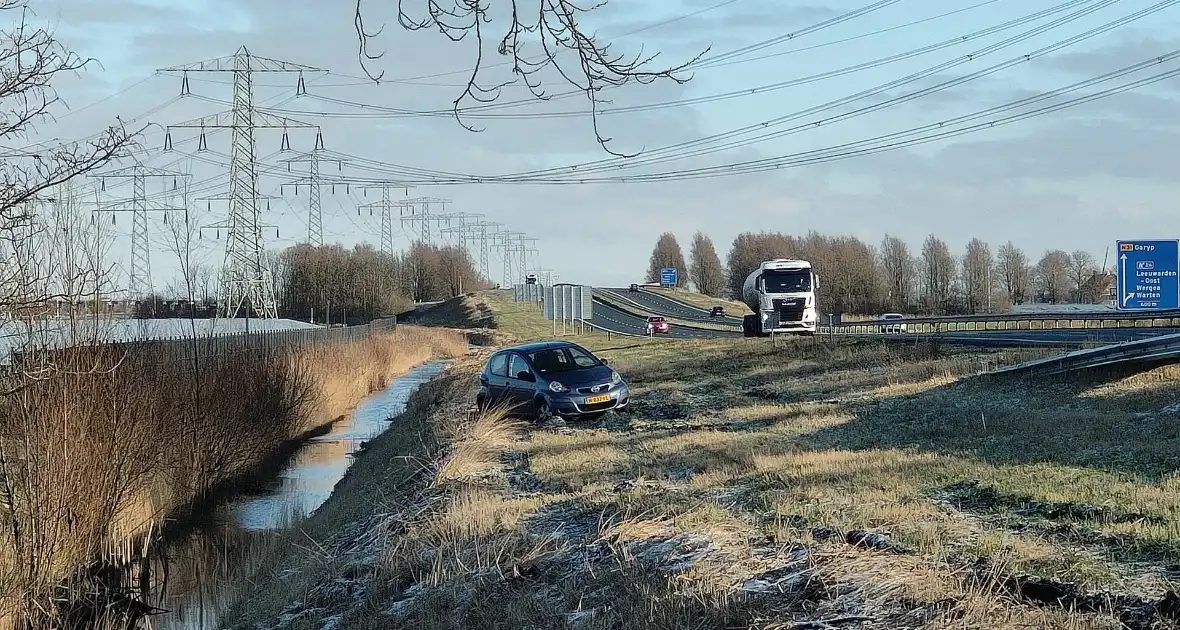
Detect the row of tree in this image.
<box><xmin>646</xmin><ymin>231</ymin><xmax>1114</xmax><ymax>315</ymax></box>
<box><xmin>273</xmin><ymin>242</ymin><xmax>491</xmax><ymax>323</ymax></box>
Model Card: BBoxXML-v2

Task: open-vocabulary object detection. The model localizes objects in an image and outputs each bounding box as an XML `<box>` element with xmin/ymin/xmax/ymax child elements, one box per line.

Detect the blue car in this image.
<box><xmin>476</xmin><ymin>341</ymin><xmax>630</xmax><ymax>421</ymax></box>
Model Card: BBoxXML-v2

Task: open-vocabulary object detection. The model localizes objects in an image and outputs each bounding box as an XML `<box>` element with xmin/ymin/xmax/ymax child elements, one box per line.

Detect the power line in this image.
<box><xmin>245</xmin><ymin>0</ymin><xmax>1070</xmax><ymax>123</ymax></box>
<box><xmin>313</xmin><ymin>0</ymin><xmax>1174</xmax><ymax>185</ymax></box>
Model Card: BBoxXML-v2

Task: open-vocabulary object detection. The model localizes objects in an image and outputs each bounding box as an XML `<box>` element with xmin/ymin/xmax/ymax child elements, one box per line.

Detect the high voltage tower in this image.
<box><xmin>88</xmin><ymin>164</ymin><xmax>190</xmax><ymax>298</ymax></box>
<box><xmin>496</xmin><ymin>231</ymin><xmax>530</xmax><ymax>286</ymax></box>
<box><xmin>472</xmin><ymin>220</ymin><xmax>501</xmax><ymax>281</ymax></box>
<box><xmin>518</xmin><ymin>236</ymin><xmax>538</xmax><ymax>281</ymax></box>
<box><xmin>439</xmin><ymin>212</ymin><xmax>483</xmax><ymax>253</ymax></box>
<box><xmin>279</xmin><ymin>149</ymin><xmax>344</xmax><ymax>246</ymax></box>
<box><xmin>353</xmin><ymin>182</ymin><xmax>413</xmax><ymax>254</ymax></box>
<box><xmin>159</xmin><ymin>46</ymin><xmax>323</xmax><ymax>319</ymax></box>
<box><xmin>399</xmin><ymin>197</ymin><xmax>451</xmax><ymax>244</ymax></box>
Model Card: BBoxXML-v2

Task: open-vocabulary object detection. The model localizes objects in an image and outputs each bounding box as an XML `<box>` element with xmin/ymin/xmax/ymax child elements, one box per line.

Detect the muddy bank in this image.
<box><xmin>215</xmin><ymin>361</ymin><xmax>479</xmax><ymax>629</ymax></box>
<box><xmin>148</xmin><ymin>361</ymin><xmax>450</xmax><ymax>629</ymax></box>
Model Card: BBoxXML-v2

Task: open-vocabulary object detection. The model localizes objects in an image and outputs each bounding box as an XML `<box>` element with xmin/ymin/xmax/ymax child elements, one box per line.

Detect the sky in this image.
<box><xmin>12</xmin><ymin>0</ymin><xmax>1180</xmax><ymax>291</ymax></box>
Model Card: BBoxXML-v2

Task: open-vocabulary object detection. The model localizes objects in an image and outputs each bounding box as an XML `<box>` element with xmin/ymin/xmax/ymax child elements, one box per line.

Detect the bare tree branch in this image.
<box><xmin>1</xmin><ymin>1</ymin><xmax>136</xmax><ymax>326</ymax></box>
<box><xmin>353</xmin><ymin>0</ymin><xmax>706</xmax><ymax>156</ymax></box>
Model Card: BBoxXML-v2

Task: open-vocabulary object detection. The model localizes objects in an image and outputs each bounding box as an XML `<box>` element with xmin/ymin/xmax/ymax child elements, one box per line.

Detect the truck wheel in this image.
<box><xmin>742</xmin><ymin>314</ymin><xmax>757</xmax><ymax>338</ymax></box>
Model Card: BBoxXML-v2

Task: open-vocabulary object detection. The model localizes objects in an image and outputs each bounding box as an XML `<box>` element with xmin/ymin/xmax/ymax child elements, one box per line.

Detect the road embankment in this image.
<box><xmin>219</xmin><ymin>334</ymin><xmax>1180</xmax><ymax>630</ymax></box>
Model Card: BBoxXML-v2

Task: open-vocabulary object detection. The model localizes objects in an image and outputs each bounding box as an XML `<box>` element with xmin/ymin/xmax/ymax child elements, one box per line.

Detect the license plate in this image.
<box><xmin>586</xmin><ymin>394</ymin><xmax>610</xmax><ymax>405</ymax></box>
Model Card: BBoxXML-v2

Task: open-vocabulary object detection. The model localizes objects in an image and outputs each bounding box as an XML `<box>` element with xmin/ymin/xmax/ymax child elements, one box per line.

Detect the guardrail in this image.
<box><xmin>824</xmin><ymin>310</ymin><xmax>1180</xmax><ymax>335</ymax></box>
<box><xmin>987</xmin><ymin>332</ymin><xmax>1180</xmax><ymax>377</ymax></box>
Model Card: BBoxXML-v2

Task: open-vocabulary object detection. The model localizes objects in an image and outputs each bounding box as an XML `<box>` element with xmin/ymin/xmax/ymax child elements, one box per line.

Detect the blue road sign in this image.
<box><xmin>660</xmin><ymin>268</ymin><xmax>678</xmax><ymax>286</ymax></box>
<box><xmin>1116</xmin><ymin>239</ymin><xmax>1179</xmax><ymax>310</ymax></box>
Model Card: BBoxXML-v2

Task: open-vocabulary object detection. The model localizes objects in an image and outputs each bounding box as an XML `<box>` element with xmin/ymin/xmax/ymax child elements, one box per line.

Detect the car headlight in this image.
<box><xmin>548</xmin><ymin>381</ymin><xmax>568</xmax><ymax>393</ymax></box>
<box><xmin>611</xmin><ymin>371</ymin><xmax>621</xmax><ymax>384</ymax></box>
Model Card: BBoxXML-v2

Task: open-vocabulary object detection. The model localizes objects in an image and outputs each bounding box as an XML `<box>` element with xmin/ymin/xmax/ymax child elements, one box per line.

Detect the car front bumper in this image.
<box><xmin>548</xmin><ymin>383</ymin><xmax>630</xmax><ymax>416</ymax></box>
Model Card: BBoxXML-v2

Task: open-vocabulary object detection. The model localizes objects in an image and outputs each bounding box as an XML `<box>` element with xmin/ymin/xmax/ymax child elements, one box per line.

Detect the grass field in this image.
<box><xmin>646</xmin><ymin>287</ymin><xmax>748</xmax><ymax>313</ymax></box>
<box><xmin>224</xmin><ymin>292</ymin><xmax>1180</xmax><ymax>630</ymax></box>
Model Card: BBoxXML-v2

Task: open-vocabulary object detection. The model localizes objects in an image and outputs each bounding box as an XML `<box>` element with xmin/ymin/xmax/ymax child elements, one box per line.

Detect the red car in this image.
<box><xmin>645</xmin><ymin>316</ymin><xmax>670</xmax><ymax>334</ymax></box>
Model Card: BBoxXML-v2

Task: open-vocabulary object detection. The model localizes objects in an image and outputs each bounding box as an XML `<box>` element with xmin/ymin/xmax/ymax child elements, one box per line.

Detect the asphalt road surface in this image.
<box><xmin>587</xmin><ymin>294</ymin><xmax>1180</xmax><ymax>348</ymax></box>
<box><xmin>590</xmin><ymin>299</ymin><xmax>742</xmax><ymax>339</ymax></box>
<box><xmin>599</xmin><ymin>288</ymin><xmax>745</xmax><ymax>326</ymax></box>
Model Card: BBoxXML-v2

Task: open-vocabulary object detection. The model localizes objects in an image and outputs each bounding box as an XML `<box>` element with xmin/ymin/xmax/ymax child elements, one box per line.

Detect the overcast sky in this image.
<box><xmin>18</xmin><ymin>0</ymin><xmax>1180</xmax><ymax>290</ymax></box>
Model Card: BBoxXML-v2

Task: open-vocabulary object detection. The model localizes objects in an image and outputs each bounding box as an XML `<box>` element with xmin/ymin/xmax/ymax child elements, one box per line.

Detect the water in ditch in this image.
<box><xmin>145</xmin><ymin>360</ymin><xmax>448</xmax><ymax>629</ymax></box>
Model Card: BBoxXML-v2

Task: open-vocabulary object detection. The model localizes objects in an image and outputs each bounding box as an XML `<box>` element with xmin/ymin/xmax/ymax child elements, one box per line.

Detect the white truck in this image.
<box><xmin>741</xmin><ymin>259</ymin><xmax>819</xmax><ymax>337</ymax></box>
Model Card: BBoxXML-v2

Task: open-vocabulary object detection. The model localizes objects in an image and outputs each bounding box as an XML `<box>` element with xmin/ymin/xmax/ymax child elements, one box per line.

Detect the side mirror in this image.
<box><xmin>601</xmin><ymin>358</ymin><xmax>610</xmax><ymax>365</ymax></box>
<box><xmin>516</xmin><ymin>370</ymin><xmax>535</xmax><ymax>382</ymax></box>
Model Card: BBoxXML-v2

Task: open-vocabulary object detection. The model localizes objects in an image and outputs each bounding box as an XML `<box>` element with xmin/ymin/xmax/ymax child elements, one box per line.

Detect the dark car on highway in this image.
<box><xmin>476</xmin><ymin>341</ymin><xmax>630</xmax><ymax>421</ymax></box>
<box><xmin>710</xmin><ymin>306</ymin><xmax>726</xmax><ymax>318</ymax></box>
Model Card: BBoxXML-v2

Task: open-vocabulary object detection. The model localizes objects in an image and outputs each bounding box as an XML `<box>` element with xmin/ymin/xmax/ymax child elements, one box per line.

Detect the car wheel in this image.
<box><xmin>475</xmin><ymin>394</ymin><xmax>488</xmax><ymax>412</ymax></box>
<box><xmin>534</xmin><ymin>399</ymin><xmax>554</xmax><ymax>423</ymax></box>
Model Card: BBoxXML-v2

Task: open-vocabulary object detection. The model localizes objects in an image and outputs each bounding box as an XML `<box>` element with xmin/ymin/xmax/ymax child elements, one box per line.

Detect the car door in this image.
<box><xmin>506</xmin><ymin>353</ymin><xmax>537</xmax><ymax>411</ymax></box>
<box><xmin>482</xmin><ymin>352</ymin><xmax>510</xmax><ymax>405</ymax></box>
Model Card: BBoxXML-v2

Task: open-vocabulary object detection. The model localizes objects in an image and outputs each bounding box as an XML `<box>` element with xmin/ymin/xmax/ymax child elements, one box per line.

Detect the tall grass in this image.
<box><xmin>0</xmin><ymin>324</ymin><xmax>467</xmax><ymax>629</ymax></box>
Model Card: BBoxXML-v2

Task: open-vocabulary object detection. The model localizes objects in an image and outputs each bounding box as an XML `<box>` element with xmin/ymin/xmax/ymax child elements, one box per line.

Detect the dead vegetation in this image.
<box><xmin>0</xmin><ymin>325</ymin><xmax>467</xmax><ymax>629</ymax></box>
<box><xmin>218</xmin><ymin>328</ymin><xmax>1180</xmax><ymax>629</ymax></box>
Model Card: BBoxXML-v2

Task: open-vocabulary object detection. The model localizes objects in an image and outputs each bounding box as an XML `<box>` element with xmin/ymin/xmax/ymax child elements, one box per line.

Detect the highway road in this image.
<box><xmin>600</xmin><ymin>287</ymin><xmax>745</xmax><ymax>325</ymax></box>
<box><xmin>587</xmin><ymin>289</ymin><xmax>1180</xmax><ymax>348</ymax></box>
<box><xmin>589</xmin><ymin>298</ymin><xmax>741</xmax><ymax>339</ymax></box>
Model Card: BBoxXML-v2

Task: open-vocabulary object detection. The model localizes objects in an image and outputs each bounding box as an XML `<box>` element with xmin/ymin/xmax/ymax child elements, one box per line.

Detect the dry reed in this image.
<box><xmin>0</xmin><ymin>324</ymin><xmax>466</xmax><ymax>629</ymax></box>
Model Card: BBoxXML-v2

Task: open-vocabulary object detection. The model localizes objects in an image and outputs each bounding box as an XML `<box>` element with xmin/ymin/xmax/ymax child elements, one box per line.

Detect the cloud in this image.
<box><xmin>15</xmin><ymin>1</ymin><xmax>1180</xmax><ymax>291</ymax></box>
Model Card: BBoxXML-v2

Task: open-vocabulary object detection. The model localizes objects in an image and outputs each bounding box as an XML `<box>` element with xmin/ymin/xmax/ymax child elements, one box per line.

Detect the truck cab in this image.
<box><xmin>525</xmin><ymin>273</ymin><xmax>538</xmax><ymax>285</ymax></box>
<box><xmin>741</xmin><ymin>259</ymin><xmax>818</xmax><ymax>337</ymax></box>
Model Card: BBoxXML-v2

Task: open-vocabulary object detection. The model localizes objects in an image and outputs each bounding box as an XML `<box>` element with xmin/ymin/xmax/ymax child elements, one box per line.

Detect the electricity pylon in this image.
<box><xmin>87</xmin><ymin>164</ymin><xmax>190</xmax><ymax>298</ymax></box>
<box><xmin>399</xmin><ymin>197</ymin><xmax>451</xmax><ymax>243</ymax></box>
<box><xmin>159</xmin><ymin>46</ymin><xmax>324</xmax><ymax>319</ymax></box>
<box><xmin>279</xmin><ymin>149</ymin><xmax>343</xmax><ymax>246</ymax></box>
<box><xmin>355</xmin><ymin>182</ymin><xmax>414</xmax><ymax>254</ymax></box>
<box><xmin>472</xmin><ymin>221</ymin><xmax>501</xmax><ymax>281</ymax></box>
<box><xmin>439</xmin><ymin>212</ymin><xmax>483</xmax><ymax>254</ymax></box>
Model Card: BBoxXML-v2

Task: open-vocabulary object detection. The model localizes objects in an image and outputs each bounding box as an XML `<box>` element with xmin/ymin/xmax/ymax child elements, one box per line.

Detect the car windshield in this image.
<box><xmin>527</xmin><ymin>346</ymin><xmax>600</xmax><ymax>373</ymax></box>
<box><xmin>884</xmin><ymin>314</ymin><xmax>902</xmax><ymax>320</ymax></box>
<box><xmin>762</xmin><ymin>270</ymin><xmax>811</xmax><ymax>293</ymax></box>
<box><xmin>648</xmin><ymin>317</ymin><xmax>664</xmax><ymax>322</ymax></box>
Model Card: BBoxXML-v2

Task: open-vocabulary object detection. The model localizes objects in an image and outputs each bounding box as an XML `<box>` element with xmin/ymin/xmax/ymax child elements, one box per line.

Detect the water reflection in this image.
<box><xmin>149</xmin><ymin>360</ymin><xmax>447</xmax><ymax>629</ymax></box>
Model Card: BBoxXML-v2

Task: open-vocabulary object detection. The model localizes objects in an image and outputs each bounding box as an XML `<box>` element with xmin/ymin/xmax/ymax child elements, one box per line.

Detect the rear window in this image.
<box><xmin>648</xmin><ymin>317</ymin><xmax>665</xmax><ymax>322</ymax></box>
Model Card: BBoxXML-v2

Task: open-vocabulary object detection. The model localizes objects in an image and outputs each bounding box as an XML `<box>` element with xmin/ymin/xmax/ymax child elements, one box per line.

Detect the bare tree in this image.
<box><xmin>994</xmin><ymin>241</ymin><xmax>1031</xmax><ymax>307</ymax></box>
<box><xmin>879</xmin><ymin>234</ymin><xmax>913</xmax><ymax>312</ymax></box>
<box><xmin>1068</xmin><ymin>250</ymin><xmax>1096</xmax><ymax>302</ymax></box>
<box><xmin>645</xmin><ymin>232</ymin><xmax>687</xmax><ymax>287</ymax></box>
<box><xmin>1035</xmin><ymin>249</ymin><xmax>1072</xmax><ymax>303</ymax></box>
<box><xmin>0</xmin><ymin>1</ymin><xmax>136</xmax><ymax>339</ymax></box>
<box><xmin>350</xmin><ymin>1</ymin><xmax>704</xmax><ymax>155</ymax></box>
<box><xmin>961</xmin><ymin>238</ymin><xmax>993</xmax><ymax>314</ymax></box>
<box><xmin>919</xmin><ymin>234</ymin><xmax>956</xmax><ymax>315</ymax></box>
<box><xmin>688</xmin><ymin>231</ymin><xmax>724</xmax><ymax>297</ymax></box>
<box><xmin>1</xmin><ymin>2</ymin><xmax>136</xmax><ymax>221</ymax></box>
